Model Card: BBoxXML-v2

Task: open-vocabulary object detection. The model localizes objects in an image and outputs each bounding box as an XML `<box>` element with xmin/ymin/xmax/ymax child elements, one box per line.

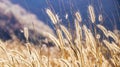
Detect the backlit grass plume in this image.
<box><xmin>46</xmin><ymin>9</ymin><xmax>58</xmax><ymax>24</ymax></box>
<box><xmin>88</xmin><ymin>5</ymin><xmax>96</xmax><ymax>23</ymax></box>
<box><xmin>75</xmin><ymin>11</ymin><xmax>82</xmax><ymax>22</ymax></box>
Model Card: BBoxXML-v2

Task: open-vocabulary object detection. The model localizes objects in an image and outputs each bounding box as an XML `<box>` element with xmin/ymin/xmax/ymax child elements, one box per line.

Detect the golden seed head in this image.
<box><xmin>98</xmin><ymin>14</ymin><xmax>103</xmax><ymax>22</ymax></box>
<box><xmin>46</xmin><ymin>9</ymin><xmax>58</xmax><ymax>24</ymax></box>
<box><xmin>88</xmin><ymin>5</ymin><xmax>96</xmax><ymax>23</ymax></box>
<box><xmin>96</xmin><ymin>34</ymin><xmax>101</xmax><ymax>39</ymax></box>
<box><xmin>75</xmin><ymin>11</ymin><xmax>82</xmax><ymax>22</ymax></box>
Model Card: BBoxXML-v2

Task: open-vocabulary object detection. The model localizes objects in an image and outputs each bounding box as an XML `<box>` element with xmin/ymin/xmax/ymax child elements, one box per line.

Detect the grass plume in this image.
<box><xmin>88</xmin><ymin>5</ymin><xmax>96</xmax><ymax>23</ymax></box>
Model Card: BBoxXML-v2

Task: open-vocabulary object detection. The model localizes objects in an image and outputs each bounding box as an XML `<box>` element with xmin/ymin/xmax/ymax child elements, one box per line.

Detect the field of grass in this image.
<box><xmin>0</xmin><ymin>5</ymin><xmax>120</xmax><ymax>67</ymax></box>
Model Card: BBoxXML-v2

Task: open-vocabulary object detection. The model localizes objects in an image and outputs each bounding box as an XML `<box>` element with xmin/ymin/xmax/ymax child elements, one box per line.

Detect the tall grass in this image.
<box><xmin>0</xmin><ymin>5</ymin><xmax>120</xmax><ymax>67</ymax></box>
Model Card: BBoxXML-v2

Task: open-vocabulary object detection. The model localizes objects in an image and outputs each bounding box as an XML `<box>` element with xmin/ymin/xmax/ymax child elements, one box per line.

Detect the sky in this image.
<box><xmin>1</xmin><ymin>0</ymin><xmax>120</xmax><ymax>30</ymax></box>
<box><xmin>10</xmin><ymin>0</ymin><xmax>120</xmax><ymax>30</ymax></box>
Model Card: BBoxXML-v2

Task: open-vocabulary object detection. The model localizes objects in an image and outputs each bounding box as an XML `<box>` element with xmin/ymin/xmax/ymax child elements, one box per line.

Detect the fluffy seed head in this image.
<box><xmin>46</xmin><ymin>9</ymin><xmax>58</xmax><ymax>24</ymax></box>
<box><xmin>88</xmin><ymin>5</ymin><xmax>96</xmax><ymax>23</ymax></box>
<box><xmin>98</xmin><ymin>14</ymin><xmax>103</xmax><ymax>22</ymax></box>
<box><xmin>75</xmin><ymin>11</ymin><xmax>82</xmax><ymax>22</ymax></box>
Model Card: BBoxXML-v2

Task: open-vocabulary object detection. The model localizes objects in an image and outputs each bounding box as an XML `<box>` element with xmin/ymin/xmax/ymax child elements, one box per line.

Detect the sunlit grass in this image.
<box><xmin>0</xmin><ymin>5</ymin><xmax>120</xmax><ymax>67</ymax></box>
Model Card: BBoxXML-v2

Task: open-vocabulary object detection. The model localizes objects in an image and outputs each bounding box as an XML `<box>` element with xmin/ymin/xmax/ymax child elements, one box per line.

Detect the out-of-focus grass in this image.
<box><xmin>0</xmin><ymin>5</ymin><xmax>120</xmax><ymax>67</ymax></box>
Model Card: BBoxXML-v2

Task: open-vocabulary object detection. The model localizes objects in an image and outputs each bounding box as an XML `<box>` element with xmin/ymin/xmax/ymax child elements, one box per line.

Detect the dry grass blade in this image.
<box><xmin>83</xmin><ymin>25</ymin><xmax>97</xmax><ymax>58</ymax></box>
<box><xmin>74</xmin><ymin>19</ymin><xmax>82</xmax><ymax>43</ymax></box>
<box><xmin>24</xmin><ymin>27</ymin><xmax>29</xmax><ymax>42</ymax></box>
<box><xmin>60</xmin><ymin>59</ymin><xmax>71</xmax><ymax>67</ymax></box>
<box><xmin>56</xmin><ymin>29</ymin><xmax>65</xmax><ymax>48</ymax></box>
<box><xmin>108</xmin><ymin>31</ymin><xmax>119</xmax><ymax>43</ymax></box>
<box><xmin>97</xmin><ymin>24</ymin><xmax>108</xmax><ymax>37</ymax></box>
<box><xmin>103</xmin><ymin>40</ymin><xmax>120</xmax><ymax>53</ymax></box>
<box><xmin>42</xmin><ymin>32</ymin><xmax>61</xmax><ymax>49</ymax></box>
<box><xmin>56</xmin><ymin>29</ymin><xmax>67</xmax><ymax>58</ymax></box>
<box><xmin>60</xmin><ymin>25</ymin><xmax>72</xmax><ymax>41</ymax></box>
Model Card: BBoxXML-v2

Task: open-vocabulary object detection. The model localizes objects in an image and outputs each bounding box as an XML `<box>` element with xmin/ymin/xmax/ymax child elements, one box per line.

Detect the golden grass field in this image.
<box><xmin>0</xmin><ymin>5</ymin><xmax>120</xmax><ymax>67</ymax></box>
